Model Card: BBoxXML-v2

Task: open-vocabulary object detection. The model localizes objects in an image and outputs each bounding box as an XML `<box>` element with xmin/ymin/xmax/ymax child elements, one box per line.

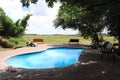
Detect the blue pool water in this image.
<box><xmin>6</xmin><ymin>48</ymin><xmax>85</xmax><ymax>69</ymax></box>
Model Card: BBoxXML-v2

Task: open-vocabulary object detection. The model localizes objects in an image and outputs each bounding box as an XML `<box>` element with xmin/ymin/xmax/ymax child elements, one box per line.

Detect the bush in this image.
<box><xmin>1</xmin><ymin>41</ymin><xmax>14</xmax><ymax>48</ymax></box>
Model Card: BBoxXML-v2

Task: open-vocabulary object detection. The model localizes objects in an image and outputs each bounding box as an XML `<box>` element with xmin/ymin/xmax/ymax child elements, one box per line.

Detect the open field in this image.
<box><xmin>21</xmin><ymin>34</ymin><xmax>118</xmax><ymax>45</ymax></box>
<box><xmin>0</xmin><ymin>34</ymin><xmax>118</xmax><ymax>51</ymax></box>
<box><xmin>23</xmin><ymin>35</ymin><xmax>91</xmax><ymax>44</ymax></box>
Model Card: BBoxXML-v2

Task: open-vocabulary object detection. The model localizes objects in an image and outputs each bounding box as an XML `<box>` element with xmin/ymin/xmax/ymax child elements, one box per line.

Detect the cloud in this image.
<box><xmin>0</xmin><ymin>0</ymin><xmax>78</xmax><ymax>35</ymax></box>
<box><xmin>0</xmin><ymin>0</ymin><xmax>26</xmax><ymax>21</ymax></box>
<box><xmin>28</xmin><ymin>0</ymin><xmax>48</xmax><ymax>16</ymax></box>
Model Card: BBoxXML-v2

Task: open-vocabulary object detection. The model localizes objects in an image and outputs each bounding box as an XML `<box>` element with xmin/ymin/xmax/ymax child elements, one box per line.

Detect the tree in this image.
<box><xmin>20</xmin><ymin>0</ymin><xmax>57</xmax><ymax>7</ymax></box>
<box><xmin>20</xmin><ymin>0</ymin><xmax>38</xmax><ymax>7</ymax></box>
<box><xmin>0</xmin><ymin>7</ymin><xmax>31</xmax><ymax>38</ymax></box>
<box><xmin>54</xmin><ymin>4</ymin><xmax>105</xmax><ymax>45</ymax></box>
<box><xmin>106</xmin><ymin>1</ymin><xmax>120</xmax><ymax>50</ymax></box>
<box><xmin>14</xmin><ymin>14</ymin><xmax>32</xmax><ymax>37</ymax></box>
<box><xmin>21</xmin><ymin>0</ymin><xmax>120</xmax><ymax>51</ymax></box>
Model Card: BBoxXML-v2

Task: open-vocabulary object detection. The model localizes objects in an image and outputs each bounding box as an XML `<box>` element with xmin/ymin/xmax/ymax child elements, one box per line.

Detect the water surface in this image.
<box><xmin>6</xmin><ymin>48</ymin><xmax>85</xmax><ymax>69</ymax></box>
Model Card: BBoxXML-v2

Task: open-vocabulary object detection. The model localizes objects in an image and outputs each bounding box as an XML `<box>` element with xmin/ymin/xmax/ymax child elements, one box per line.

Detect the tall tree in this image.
<box><xmin>14</xmin><ymin>14</ymin><xmax>32</xmax><ymax>37</ymax></box>
<box><xmin>21</xmin><ymin>0</ymin><xmax>120</xmax><ymax>51</ymax></box>
<box><xmin>106</xmin><ymin>1</ymin><xmax>120</xmax><ymax>50</ymax></box>
<box><xmin>0</xmin><ymin>7</ymin><xmax>31</xmax><ymax>38</ymax></box>
<box><xmin>54</xmin><ymin>4</ymin><xmax>105</xmax><ymax>45</ymax></box>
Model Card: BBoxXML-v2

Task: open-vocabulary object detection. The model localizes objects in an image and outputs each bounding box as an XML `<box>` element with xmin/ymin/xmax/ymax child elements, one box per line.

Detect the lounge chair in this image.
<box><xmin>69</xmin><ymin>39</ymin><xmax>79</xmax><ymax>44</ymax></box>
<box><xmin>33</xmin><ymin>38</ymin><xmax>44</xmax><ymax>43</ymax></box>
<box><xmin>98</xmin><ymin>41</ymin><xmax>115</xmax><ymax>62</ymax></box>
<box><xmin>26</xmin><ymin>41</ymin><xmax>37</xmax><ymax>47</ymax></box>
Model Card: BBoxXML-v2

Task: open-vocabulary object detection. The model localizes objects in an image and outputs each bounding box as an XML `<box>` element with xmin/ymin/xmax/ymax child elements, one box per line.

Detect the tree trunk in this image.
<box><xmin>91</xmin><ymin>25</ymin><xmax>99</xmax><ymax>45</ymax></box>
<box><xmin>118</xmin><ymin>35</ymin><xmax>120</xmax><ymax>55</ymax></box>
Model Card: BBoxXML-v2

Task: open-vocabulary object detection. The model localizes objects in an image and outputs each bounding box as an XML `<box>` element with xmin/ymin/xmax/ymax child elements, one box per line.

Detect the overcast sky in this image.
<box><xmin>0</xmin><ymin>0</ymin><xmax>78</xmax><ymax>35</ymax></box>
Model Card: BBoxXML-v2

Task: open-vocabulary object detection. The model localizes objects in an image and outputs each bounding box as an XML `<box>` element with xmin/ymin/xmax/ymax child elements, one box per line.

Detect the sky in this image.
<box><xmin>0</xmin><ymin>0</ymin><xmax>78</xmax><ymax>35</ymax></box>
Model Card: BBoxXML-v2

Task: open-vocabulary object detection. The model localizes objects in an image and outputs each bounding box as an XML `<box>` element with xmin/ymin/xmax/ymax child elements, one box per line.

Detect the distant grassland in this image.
<box><xmin>0</xmin><ymin>35</ymin><xmax>118</xmax><ymax>51</ymax></box>
<box><xmin>0</xmin><ymin>34</ymin><xmax>118</xmax><ymax>51</ymax></box>
<box><xmin>22</xmin><ymin>35</ymin><xmax>91</xmax><ymax>44</ymax></box>
<box><xmin>9</xmin><ymin>34</ymin><xmax>118</xmax><ymax>47</ymax></box>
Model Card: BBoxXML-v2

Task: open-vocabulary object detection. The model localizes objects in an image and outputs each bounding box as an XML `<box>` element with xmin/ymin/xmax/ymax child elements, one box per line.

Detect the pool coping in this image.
<box><xmin>0</xmin><ymin>44</ymin><xmax>88</xmax><ymax>70</ymax></box>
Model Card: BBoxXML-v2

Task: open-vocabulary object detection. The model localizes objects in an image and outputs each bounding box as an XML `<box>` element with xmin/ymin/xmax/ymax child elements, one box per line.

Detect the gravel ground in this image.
<box><xmin>0</xmin><ymin>46</ymin><xmax>120</xmax><ymax>80</ymax></box>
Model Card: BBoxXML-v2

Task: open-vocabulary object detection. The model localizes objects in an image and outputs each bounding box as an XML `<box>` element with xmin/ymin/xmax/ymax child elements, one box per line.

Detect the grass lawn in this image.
<box><xmin>22</xmin><ymin>34</ymin><xmax>118</xmax><ymax>44</ymax></box>
<box><xmin>22</xmin><ymin>35</ymin><xmax>91</xmax><ymax>44</ymax></box>
<box><xmin>0</xmin><ymin>34</ymin><xmax>118</xmax><ymax>51</ymax></box>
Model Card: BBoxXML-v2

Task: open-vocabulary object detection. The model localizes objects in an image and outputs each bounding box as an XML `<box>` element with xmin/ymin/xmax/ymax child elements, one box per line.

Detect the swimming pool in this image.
<box><xmin>6</xmin><ymin>47</ymin><xmax>85</xmax><ymax>69</ymax></box>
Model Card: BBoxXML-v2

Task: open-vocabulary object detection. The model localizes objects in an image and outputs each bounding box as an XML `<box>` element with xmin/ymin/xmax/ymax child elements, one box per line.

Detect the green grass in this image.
<box><xmin>19</xmin><ymin>34</ymin><xmax>118</xmax><ymax>45</ymax></box>
<box><xmin>0</xmin><ymin>34</ymin><xmax>118</xmax><ymax>51</ymax></box>
<box><xmin>22</xmin><ymin>35</ymin><xmax>92</xmax><ymax>44</ymax></box>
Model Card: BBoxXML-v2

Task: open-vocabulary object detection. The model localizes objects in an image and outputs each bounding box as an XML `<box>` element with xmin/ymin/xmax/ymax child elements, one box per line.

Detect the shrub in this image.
<box><xmin>1</xmin><ymin>41</ymin><xmax>14</xmax><ymax>48</ymax></box>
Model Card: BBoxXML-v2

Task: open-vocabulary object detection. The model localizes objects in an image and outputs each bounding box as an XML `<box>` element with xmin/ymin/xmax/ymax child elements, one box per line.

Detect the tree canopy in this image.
<box><xmin>20</xmin><ymin>0</ymin><xmax>120</xmax><ymax>49</ymax></box>
<box><xmin>54</xmin><ymin>4</ymin><xmax>106</xmax><ymax>45</ymax></box>
<box><xmin>0</xmin><ymin>7</ymin><xmax>31</xmax><ymax>38</ymax></box>
<box><xmin>21</xmin><ymin>0</ymin><xmax>120</xmax><ymax>39</ymax></box>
